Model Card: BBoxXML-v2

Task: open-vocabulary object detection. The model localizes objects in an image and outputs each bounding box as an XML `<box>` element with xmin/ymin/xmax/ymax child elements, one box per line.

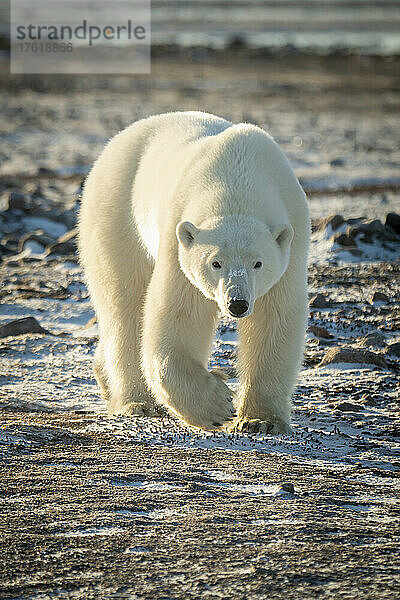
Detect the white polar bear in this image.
<box><xmin>78</xmin><ymin>111</ymin><xmax>310</xmax><ymax>434</ymax></box>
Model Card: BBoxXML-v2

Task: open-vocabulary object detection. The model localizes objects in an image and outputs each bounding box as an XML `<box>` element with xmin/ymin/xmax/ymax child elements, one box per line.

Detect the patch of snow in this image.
<box><xmin>118</xmin><ymin>507</ymin><xmax>188</xmax><ymax>519</ymax></box>
<box><xmin>108</xmin><ymin>480</ymin><xmax>181</xmax><ymax>491</ymax></box>
<box><xmin>24</xmin><ymin>240</ymin><xmax>46</xmax><ymax>256</ymax></box>
<box><xmin>339</xmin><ymin>503</ymin><xmax>371</xmax><ymax>512</ymax></box>
<box><xmin>205</xmin><ymin>482</ymin><xmax>293</xmax><ymax>496</ymax></box>
<box><xmin>72</xmin><ymin>324</ymin><xmax>98</xmax><ymax>338</ymax></box>
<box><xmin>57</xmin><ymin>527</ymin><xmax>123</xmax><ymax>538</ymax></box>
<box><xmin>0</xmin><ymin>431</ymin><xmax>34</xmax><ymax>447</ymax></box>
<box><xmin>124</xmin><ymin>546</ymin><xmax>152</xmax><ymax>554</ymax></box>
<box><xmin>22</xmin><ymin>216</ymin><xmax>67</xmax><ymax>238</ymax></box>
<box><xmin>55</xmin><ymin>261</ymin><xmax>82</xmax><ymax>273</ymax></box>
<box><xmin>318</xmin><ymin>362</ymin><xmax>388</xmax><ymax>372</ymax></box>
<box><xmin>204</xmin><ymin>470</ymin><xmax>235</xmax><ymax>481</ymax></box>
<box><xmin>250</xmin><ymin>518</ymin><xmax>301</xmax><ymax>526</ymax></box>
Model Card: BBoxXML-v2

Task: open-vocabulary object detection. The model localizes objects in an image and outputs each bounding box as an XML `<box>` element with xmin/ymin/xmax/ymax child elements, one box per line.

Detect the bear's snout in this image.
<box><xmin>228</xmin><ymin>299</ymin><xmax>249</xmax><ymax>317</ymax></box>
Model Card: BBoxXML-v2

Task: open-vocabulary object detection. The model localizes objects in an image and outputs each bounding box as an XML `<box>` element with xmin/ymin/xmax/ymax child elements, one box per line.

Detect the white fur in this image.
<box><xmin>78</xmin><ymin>111</ymin><xmax>310</xmax><ymax>433</ymax></box>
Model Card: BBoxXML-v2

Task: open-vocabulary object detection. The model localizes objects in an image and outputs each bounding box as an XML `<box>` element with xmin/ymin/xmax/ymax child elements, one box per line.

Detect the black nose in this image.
<box><xmin>228</xmin><ymin>299</ymin><xmax>249</xmax><ymax>317</ymax></box>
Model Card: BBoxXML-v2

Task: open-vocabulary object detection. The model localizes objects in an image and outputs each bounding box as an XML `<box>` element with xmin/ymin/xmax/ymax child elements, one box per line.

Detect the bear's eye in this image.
<box><xmin>212</xmin><ymin>261</ymin><xmax>222</xmax><ymax>269</ymax></box>
<box><xmin>254</xmin><ymin>261</ymin><xmax>262</xmax><ymax>269</ymax></box>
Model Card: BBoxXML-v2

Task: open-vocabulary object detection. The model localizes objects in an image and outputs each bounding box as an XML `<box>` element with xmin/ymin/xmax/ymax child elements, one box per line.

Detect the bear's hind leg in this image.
<box><xmin>100</xmin><ymin>280</ymin><xmax>160</xmax><ymax>417</ymax></box>
<box><xmin>100</xmin><ymin>317</ymin><xmax>159</xmax><ymax>417</ymax></box>
<box><xmin>93</xmin><ymin>248</ymin><xmax>160</xmax><ymax>417</ymax></box>
<box><xmin>93</xmin><ymin>341</ymin><xmax>110</xmax><ymax>403</ymax></box>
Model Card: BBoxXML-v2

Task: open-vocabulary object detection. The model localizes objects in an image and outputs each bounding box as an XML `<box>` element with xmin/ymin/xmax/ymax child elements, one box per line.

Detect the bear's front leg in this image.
<box><xmin>235</xmin><ymin>275</ymin><xmax>308</xmax><ymax>435</ymax></box>
<box><xmin>141</xmin><ymin>259</ymin><xmax>236</xmax><ymax>430</ymax></box>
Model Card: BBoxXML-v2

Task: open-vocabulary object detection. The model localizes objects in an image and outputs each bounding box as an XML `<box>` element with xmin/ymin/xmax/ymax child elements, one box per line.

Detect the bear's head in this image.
<box><xmin>176</xmin><ymin>215</ymin><xmax>293</xmax><ymax>318</ymax></box>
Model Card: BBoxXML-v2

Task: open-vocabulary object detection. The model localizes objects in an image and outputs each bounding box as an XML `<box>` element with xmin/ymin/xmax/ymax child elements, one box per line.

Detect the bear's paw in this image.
<box><xmin>112</xmin><ymin>400</ymin><xmax>163</xmax><ymax>418</ymax></box>
<box><xmin>231</xmin><ymin>417</ymin><xmax>293</xmax><ymax>436</ymax></box>
<box><xmin>184</xmin><ymin>371</ymin><xmax>236</xmax><ymax>431</ymax></box>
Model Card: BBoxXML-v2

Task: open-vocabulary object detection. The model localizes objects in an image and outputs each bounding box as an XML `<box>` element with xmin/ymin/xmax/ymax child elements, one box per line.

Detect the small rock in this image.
<box><xmin>45</xmin><ymin>241</ymin><xmax>75</xmax><ymax>256</ymax></box>
<box><xmin>309</xmin><ymin>293</ymin><xmax>333</xmax><ymax>309</ymax></box>
<box><xmin>385</xmin><ymin>212</ymin><xmax>400</xmax><ymax>235</ymax></box>
<box><xmin>360</xmin><ymin>394</ymin><xmax>378</xmax><ymax>406</ymax></box>
<box><xmin>279</xmin><ymin>483</ymin><xmax>295</xmax><ymax>494</ymax></box>
<box><xmin>0</xmin><ymin>242</ymin><xmax>10</xmax><ymax>257</ymax></box>
<box><xmin>84</xmin><ymin>315</ymin><xmax>97</xmax><ymax>329</ymax></box>
<box><xmin>358</xmin><ymin>332</ymin><xmax>386</xmax><ymax>348</ymax></box>
<box><xmin>327</xmin><ymin>214</ymin><xmax>345</xmax><ymax>231</ymax></box>
<box><xmin>334</xmin><ymin>401</ymin><xmax>363</xmax><ymax>412</ymax></box>
<box><xmin>58</xmin><ymin>227</ymin><xmax>78</xmax><ymax>243</ymax></box>
<box><xmin>333</xmin><ymin>232</ymin><xmax>355</xmax><ymax>247</ymax></box>
<box><xmin>348</xmin><ymin>215</ymin><xmax>400</xmax><ymax>243</ymax></box>
<box><xmin>347</xmin><ymin>217</ymin><xmax>365</xmax><ymax>226</ymax></box>
<box><xmin>0</xmin><ymin>191</ymin><xmax>28</xmax><ymax>212</ymax></box>
<box><xmin>4</xmin><ymin>252</ymin><xmax>42</xmax><ymax>266</ymax></box>
<box><xmin>45</xmin><ymin>227</ymin><xmax>78</xmax><ymax>256</ymax></box>
<box><xmin>386</xmin><ymin>342</ymin><xmax>400</xmax><ymax>357</ymax></box>
<box><xmin>319</xmin><ymin>347</ymin><xmax>388</xmax><ymax>369</ymax></box>
<box><xmin>0</xmin><ymin>240</ymin><xmax>17</xmax><ymax>255</ymax></box>
<box><xmin>334</xmin><ymin>245</ymin><xmax>363</xmax><ymax>257</ymax></box>
<box><xmin>330</xmin><ymin>157</ymin><xmax>346</xmax><ymax>167</ymax></box>
<box><xmin>350</xmin><ymin>219</ymin><xmax>386</xmax><ymax>243</ymax></box>
<box><xmin>362</xmin><ymin>218</ymin><xmax>385</xmax><ymax>234</ymax></box>
<box><xmin>38</xmin><ymin>166</ymin><xmax>55</xmax><ymax>176</ymax></box>
<box><xmin>18</xmin><ymin>230</ymin><xmax>55</xmax><ymax>253</ymax></box>
<box><xmin>0</xmin><ymin>316</ymin><xmax>49</xmax><ymax>338</ymax></box>
<box><xmin>8</xmin><ymin>191</ymin><xmax>28</xmax><ymax>210</ymax></box>
<box><xmin>311</xmin><ymin>218</ymin><xmax>321</xmax><ymax>233</ymax></box>
<box><xmin>371</xmin><ymin>291</ymin><xmax>390</xmax><ymax>303</ymax></box>
<box><xmin>308</xmin><ymin>325</ymin><xmax>333</xmax><ymax>339</ymax></box>
<box><xmin>321</xmin><ymin>214</ymin><xmax>345</xmax><ymax>232</ymax></box>
<box><xmin>22</xmin><ymin>182</ymin><xmax>40</xmax><ymax>196</ymax></box>
<box><xmin>348</xmin><ymin>248</ymin><xmax>363</xmax><ymax>257</ymax></box>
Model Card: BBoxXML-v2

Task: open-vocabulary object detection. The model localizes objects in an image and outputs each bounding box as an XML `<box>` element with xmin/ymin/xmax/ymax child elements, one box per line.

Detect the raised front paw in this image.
<box><xmin>230</xmin><ymin>417</ymin><xmax>293</xmax><ymax>436</ymax></box>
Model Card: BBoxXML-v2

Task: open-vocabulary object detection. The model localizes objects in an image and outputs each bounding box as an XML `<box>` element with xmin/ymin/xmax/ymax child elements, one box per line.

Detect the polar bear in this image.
<box><xmin>78</xmin><ymin>111</ymin><xmax>310</xmax><ymax>434</ymax></box>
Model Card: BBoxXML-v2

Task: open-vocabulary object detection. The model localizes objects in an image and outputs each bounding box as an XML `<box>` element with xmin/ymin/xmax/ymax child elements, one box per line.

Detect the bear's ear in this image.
<box><xmin>272</xmin><ymin>224</ymin><xmax>294</xmax><ymax>250</ymax></box>
<box><xmin>176</xmin><ymin>221</ymin><xmax>199</xmax><ymax>249</ymax></box>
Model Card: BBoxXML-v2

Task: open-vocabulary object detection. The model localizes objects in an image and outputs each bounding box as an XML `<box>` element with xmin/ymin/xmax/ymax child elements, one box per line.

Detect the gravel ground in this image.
<box><xmin>1</xmin><ymin>415</ymin><xmax>400</xmax><ymax>600</ymax></box>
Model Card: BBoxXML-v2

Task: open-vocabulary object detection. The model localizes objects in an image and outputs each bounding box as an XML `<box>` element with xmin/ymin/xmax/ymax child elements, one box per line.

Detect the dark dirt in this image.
<box><xmin>1</xmin><ymin>412</ymin><xmax>400</xmax><ymax>600</ymax></box>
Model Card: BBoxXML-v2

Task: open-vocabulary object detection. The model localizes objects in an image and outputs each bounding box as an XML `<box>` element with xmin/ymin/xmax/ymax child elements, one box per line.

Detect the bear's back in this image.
<box><xmin>132</xmin><ymin>112</ymin><xmax>233</xmax><ymax>257</ymax></box>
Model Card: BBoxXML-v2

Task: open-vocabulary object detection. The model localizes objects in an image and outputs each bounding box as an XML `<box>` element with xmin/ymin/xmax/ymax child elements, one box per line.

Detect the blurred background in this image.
<box><xmin>0</xmin><ymin>0</ymin><xmax>399</xmax><ymax>195</ymax></box>
<box><xmin>2</xmin><ymin>0</ymin><xmax>400</xmax><ymax>54</ymax></box>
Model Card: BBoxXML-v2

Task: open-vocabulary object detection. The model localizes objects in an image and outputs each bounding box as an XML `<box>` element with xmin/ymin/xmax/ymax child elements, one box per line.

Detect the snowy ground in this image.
<box><xmin>1</xmin><ymin>54</ymin><xmax>399</xmax><ymax>598</ymax></box>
